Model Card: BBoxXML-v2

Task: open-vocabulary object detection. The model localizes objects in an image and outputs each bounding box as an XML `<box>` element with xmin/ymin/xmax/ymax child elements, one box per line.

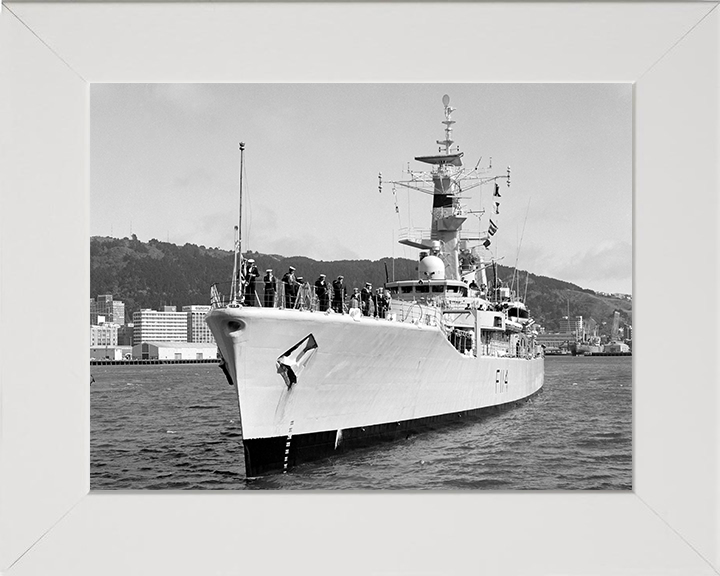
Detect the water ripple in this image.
<box><xmin>92</xmin><ymin>357</ymin><xmax>631</xmax><ymax>490</ymax></box>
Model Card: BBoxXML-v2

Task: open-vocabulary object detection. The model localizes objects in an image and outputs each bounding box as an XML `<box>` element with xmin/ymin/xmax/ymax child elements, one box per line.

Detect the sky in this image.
<box><xmin>91</xmin><ymin>84</ymin><xmax>632</xmax><ymax>294</ymax></box>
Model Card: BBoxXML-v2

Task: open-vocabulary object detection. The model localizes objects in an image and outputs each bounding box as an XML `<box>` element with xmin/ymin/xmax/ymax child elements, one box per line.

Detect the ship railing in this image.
<box><xmin>210</xmin><ymin>280</ymin><xmax>321</xmax><ymax>310</ymax></box>
<box><xmin>391</xmin><ymin>299</ymin><xmax>447</xmax><ymax>333</ymax></box>
<box><xmin>210</xmin><ymin>281</ymin><xmax>232</xmax><ymax>309</ymax></box>
<box><xmin>398</xmin><ymin>227</ymin><xmax>431</xmax><ymax>244</ymax></box>
<box><xmin>478</xmin><ymin>339</ymin><xmax>512</xmax><ymax>358</ymax></box>
<box><xmin>210</xmin><ymin>280</ymin><xmax>274</xmax><ymax>309</ymax></box>
<box><xmin>398</xmin><ymin>227</ymin><xmax>491</xmax><ymax>245</ymax></box>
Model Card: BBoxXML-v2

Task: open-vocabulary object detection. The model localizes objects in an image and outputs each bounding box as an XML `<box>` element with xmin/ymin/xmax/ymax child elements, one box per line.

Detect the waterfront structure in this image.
<box><xmin>536</xmin><ymin>332</ymin><xmax>576</xmax><ymax>352</ymax></box>
<box><xmin>90</xmin><ymin>345</ymin><xmax>132</xmax><ymax>360</ymax></box>
<box><xmin>131</xmin><ymin>341</ymin><xmax>218</xmax><ymax>360</ymax></box>
<box><xmin>603</xmin><ymin>341</ymin><xmax>631</xmax><ymax>354</ymax></box>
<box><xmin>131</xmin><ymin>308</ymin><xmax>188</xmax><ymax>345</ymax></box>
<box><xmin>183</xmin><ymin>305</ymin><xmax>215</xmax><ymax>343</ymax></box>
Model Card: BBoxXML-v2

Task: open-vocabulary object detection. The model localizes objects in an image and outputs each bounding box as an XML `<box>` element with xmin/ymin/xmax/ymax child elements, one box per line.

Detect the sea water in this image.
<box><xmin>91</xmin><ymin>356</ymin><xmax>631</xmax><ymax>490</ymax></box>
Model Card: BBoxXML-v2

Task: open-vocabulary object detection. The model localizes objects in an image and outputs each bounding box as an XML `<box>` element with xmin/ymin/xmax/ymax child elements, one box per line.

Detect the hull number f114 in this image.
<box><xmin>495</xmin><ymin>369</ymin><xmax>509</xmax><ymax>394</ymax></box>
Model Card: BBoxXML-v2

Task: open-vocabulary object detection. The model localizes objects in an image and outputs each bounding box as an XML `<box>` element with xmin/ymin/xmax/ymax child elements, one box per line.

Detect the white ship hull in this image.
<box><xmin>206</xmin><ymin>306</ymin><xmax>544</xmax><ymax>475</ymax></box>
<box><xmin>207</xmin><ymin>95</ymin><xmax>546</xmax><ymax>476</ymax></box>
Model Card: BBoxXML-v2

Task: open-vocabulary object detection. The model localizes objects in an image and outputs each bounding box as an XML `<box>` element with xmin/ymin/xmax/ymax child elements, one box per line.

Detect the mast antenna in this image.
<box><xmin>437</xmin><ymin>94</ymin><xmax>456</xmax><ymax>155</ymax></box>
<box><xmin>238</xmin><ymin>142</ymin><xmax>245</xmax><ymax>257</ymax></box>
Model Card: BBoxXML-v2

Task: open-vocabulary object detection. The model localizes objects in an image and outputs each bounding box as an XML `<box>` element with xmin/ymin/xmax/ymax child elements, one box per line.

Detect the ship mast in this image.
<box><xmin>380</xmin><ymin>95</ymin><xmax>511</xmax><ymax>285</ymax></box>
<box><xmin>438</xmin><ymin>93</ymin><xmax>455</xmax><ymax>155</ymax></box>
<box><xmin>230</xmin><ymin>142</ymin><xmax>245</xmax><ymax>306</ymax></box>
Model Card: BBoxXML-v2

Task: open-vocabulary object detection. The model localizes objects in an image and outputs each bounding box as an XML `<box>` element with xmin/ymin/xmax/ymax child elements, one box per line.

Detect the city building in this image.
<box><xmin>131</xmin><ymin>342</ymin><xmax>218</xmax><ymax>360</ymax></box>
<box><xmin>118</xmin><ymin>323</ymin><xmax>135</xmax><ymax>346</ymax></box>
<box><xmin>90</xmin><ymin>323</ymin><xmax>119</xmax><ymax>347</ymax></box>
<box><xmin>559</xmin><ymin>315</ymin><xmax>584</xmax><ymax>340</ymax></box>
<box><xmin>183</xmin><ymin>305</ymin><xmax>214</xmax><ymax>343</ymax></box>
<box><xmin>611</xmin><ymin>310</ymin><xmax>621</xmax><ymax>339</ymax></box>
<box><xmin>90</xmin><ymin>298</ymin><xmax>98</xmax><ymax>325</ymax></box>
<box><xmin>132</xmin><ymin>308</ymin><xmax>188</xmax><ymax>345</ymax></box>
<box><xmin>96</xmin><ymin>294</ymin><xmax>125</xmax><ymax>326</ymax></box>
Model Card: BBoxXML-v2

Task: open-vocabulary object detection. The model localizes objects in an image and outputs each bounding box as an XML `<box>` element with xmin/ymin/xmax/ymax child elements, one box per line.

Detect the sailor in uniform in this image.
<box><xmin>361</xmin><ymin>282</ymin><xmax>373</xmax><ymax>316</ymax></box>
<box><xmin>314</xmin><ymin>274</ymin><xmax>330</xmax><ymax>311</ymax></box>
<box><xmin>281</xmin><ymin>266</ymin><xmax>298</xmax><ymax>308</ymax></box>
<box><xmin>349</xmin><ymin>288</ymin><xmax>361</xmax><ymax>310</ymax></box>
<box><xmin>331</xmin><ymin>276</ymin><xmax>346</xmax><ymax>313</ymax></box>
<box><xmin>263</xmin><ymin>269</ymin><xmax>276</xmax><ymax>307</ymax></box>
<box><xmin>244</xmin><ymin>259</ymin><xmax>260</xmax><ymax>306</ymax></box>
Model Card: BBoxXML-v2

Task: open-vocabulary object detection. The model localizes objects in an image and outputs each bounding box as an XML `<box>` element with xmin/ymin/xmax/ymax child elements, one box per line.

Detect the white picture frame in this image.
<box><xmin>1</xmin><ymin>2</ymin><xmax>718</xmax><ymax>575</ymax></box>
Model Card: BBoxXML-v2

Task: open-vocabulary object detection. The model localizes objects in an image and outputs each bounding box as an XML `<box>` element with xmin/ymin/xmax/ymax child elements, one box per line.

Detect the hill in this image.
<box><xmin>90</xmin><ymin>235</ymin><xmax>631</xmax><ymax>334</ymax></box>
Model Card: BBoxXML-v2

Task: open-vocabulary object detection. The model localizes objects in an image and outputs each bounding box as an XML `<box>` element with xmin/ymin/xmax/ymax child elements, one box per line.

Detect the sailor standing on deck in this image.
<box><xmin>282</xmin><ymin>266</ymin><xmax>298</xmax><ymax>309</ymax></box>
<box><xmin>349</xmin><ymin>288</ymin><xmax>361</xmax><ymax>310</ymax></box>
<box><xmin>263</xmin><ymin>269</ymin><xmax>276</xmax><ymax>307</ymax></box>
<box><xmin>331</xmin><ymin>276</ymin><xmax>346</xmax><ymax>313</ymax></box>
<box><xmin>382</xmin><ymin>289</ymin><xmax>391</xmax><ymax>318</ymax></box>
<box><xmin>314</xmin><ymin>274</ymin><xmax>330</xmax><ymax>312</ymax></box>
<box><xmin>375</xmin><ymin>287</ymin><xmax>387</xmax><ymax>318</ymax></box>
<box><xmin>373</xmin><ymin>287</ymin><xmax>387</xmax><ymax>318</ymax></box>
<box><xmin>244</xmin><ymin>259</ymin><xmax>260</xmax><ymax>306</ymax></box>
<box><xmin>361</xmin><ymin>282</ymin><xmax>373</xmax><ymax>316</ymax></box>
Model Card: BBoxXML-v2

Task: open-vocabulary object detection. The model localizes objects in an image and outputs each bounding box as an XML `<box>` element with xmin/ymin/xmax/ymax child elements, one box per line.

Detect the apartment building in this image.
<box><xmin>182</xmin><ymin>305</ymin><xmax>214</xmax><ymax>344</ymax></box>
<box><xmin>131</xmin><ymin>308</ymin><xmax>188</xmax><ymax>345</ymax></box>
<box><xmin>90</xmin><ymin>323</ymin><xmax>119</xmax><ymax>347</ymax></box>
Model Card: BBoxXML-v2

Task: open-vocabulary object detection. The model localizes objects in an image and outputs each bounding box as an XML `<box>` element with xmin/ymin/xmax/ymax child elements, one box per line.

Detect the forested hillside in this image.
<box><xmin>91</xmin><ymin>236</ymin><xmax>631</xmax><ymax>333</ymax></box>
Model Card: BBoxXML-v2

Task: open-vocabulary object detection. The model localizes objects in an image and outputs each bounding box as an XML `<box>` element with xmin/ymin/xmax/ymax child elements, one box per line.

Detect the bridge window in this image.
<box><xmin>401</xmin><ymin>286</ymin><xmax>413</xmax><ymax>294</ymax></box>
<box><xmin>431</xmin><ymin>285</ymin><xmax>445</xmax><ymax>293</ymax></box>
<box><xmin>416</xmin><ymin>285</ymin><xmax>429</xmax><ymax>293</ymax></box>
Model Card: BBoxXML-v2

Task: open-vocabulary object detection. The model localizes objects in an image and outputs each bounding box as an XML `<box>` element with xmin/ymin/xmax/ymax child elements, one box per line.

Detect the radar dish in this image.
<box><xmin>442</xmin><ymin>94</ymin><xmax>450</xmax><ymax>107</ymax></box>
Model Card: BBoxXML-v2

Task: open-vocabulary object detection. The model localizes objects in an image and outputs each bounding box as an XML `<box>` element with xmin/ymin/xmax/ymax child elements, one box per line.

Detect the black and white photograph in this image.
<box><xmin>6</xmin><ymin>2</ymin><xmax>720</xmax><ymax>574</ymax></box>
<box><xmin>90</xmin><ymin>83</ymin><xmax>632</xmax><ymax>490</ymax></box>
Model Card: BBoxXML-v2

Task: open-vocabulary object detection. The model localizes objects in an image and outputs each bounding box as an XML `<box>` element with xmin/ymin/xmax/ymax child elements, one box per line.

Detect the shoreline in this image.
<box><xmin>90</xmin><ymin>358</ymin><xmax>220</xmax><ymax>366</ymax></box>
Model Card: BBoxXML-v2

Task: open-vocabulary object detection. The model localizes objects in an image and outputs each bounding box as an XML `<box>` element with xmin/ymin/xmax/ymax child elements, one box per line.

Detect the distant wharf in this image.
<box><xmin>90</xmin><ymin>359</ymin><xmax>221</xmax><ymax>366</ymax></box>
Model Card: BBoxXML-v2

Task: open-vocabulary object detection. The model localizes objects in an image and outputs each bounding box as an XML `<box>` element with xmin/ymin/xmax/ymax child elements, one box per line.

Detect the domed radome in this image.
<box><xmin>418</xmin><ymin>255</ymin><xmax>445</xmax><ymax>280</ymax></box>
